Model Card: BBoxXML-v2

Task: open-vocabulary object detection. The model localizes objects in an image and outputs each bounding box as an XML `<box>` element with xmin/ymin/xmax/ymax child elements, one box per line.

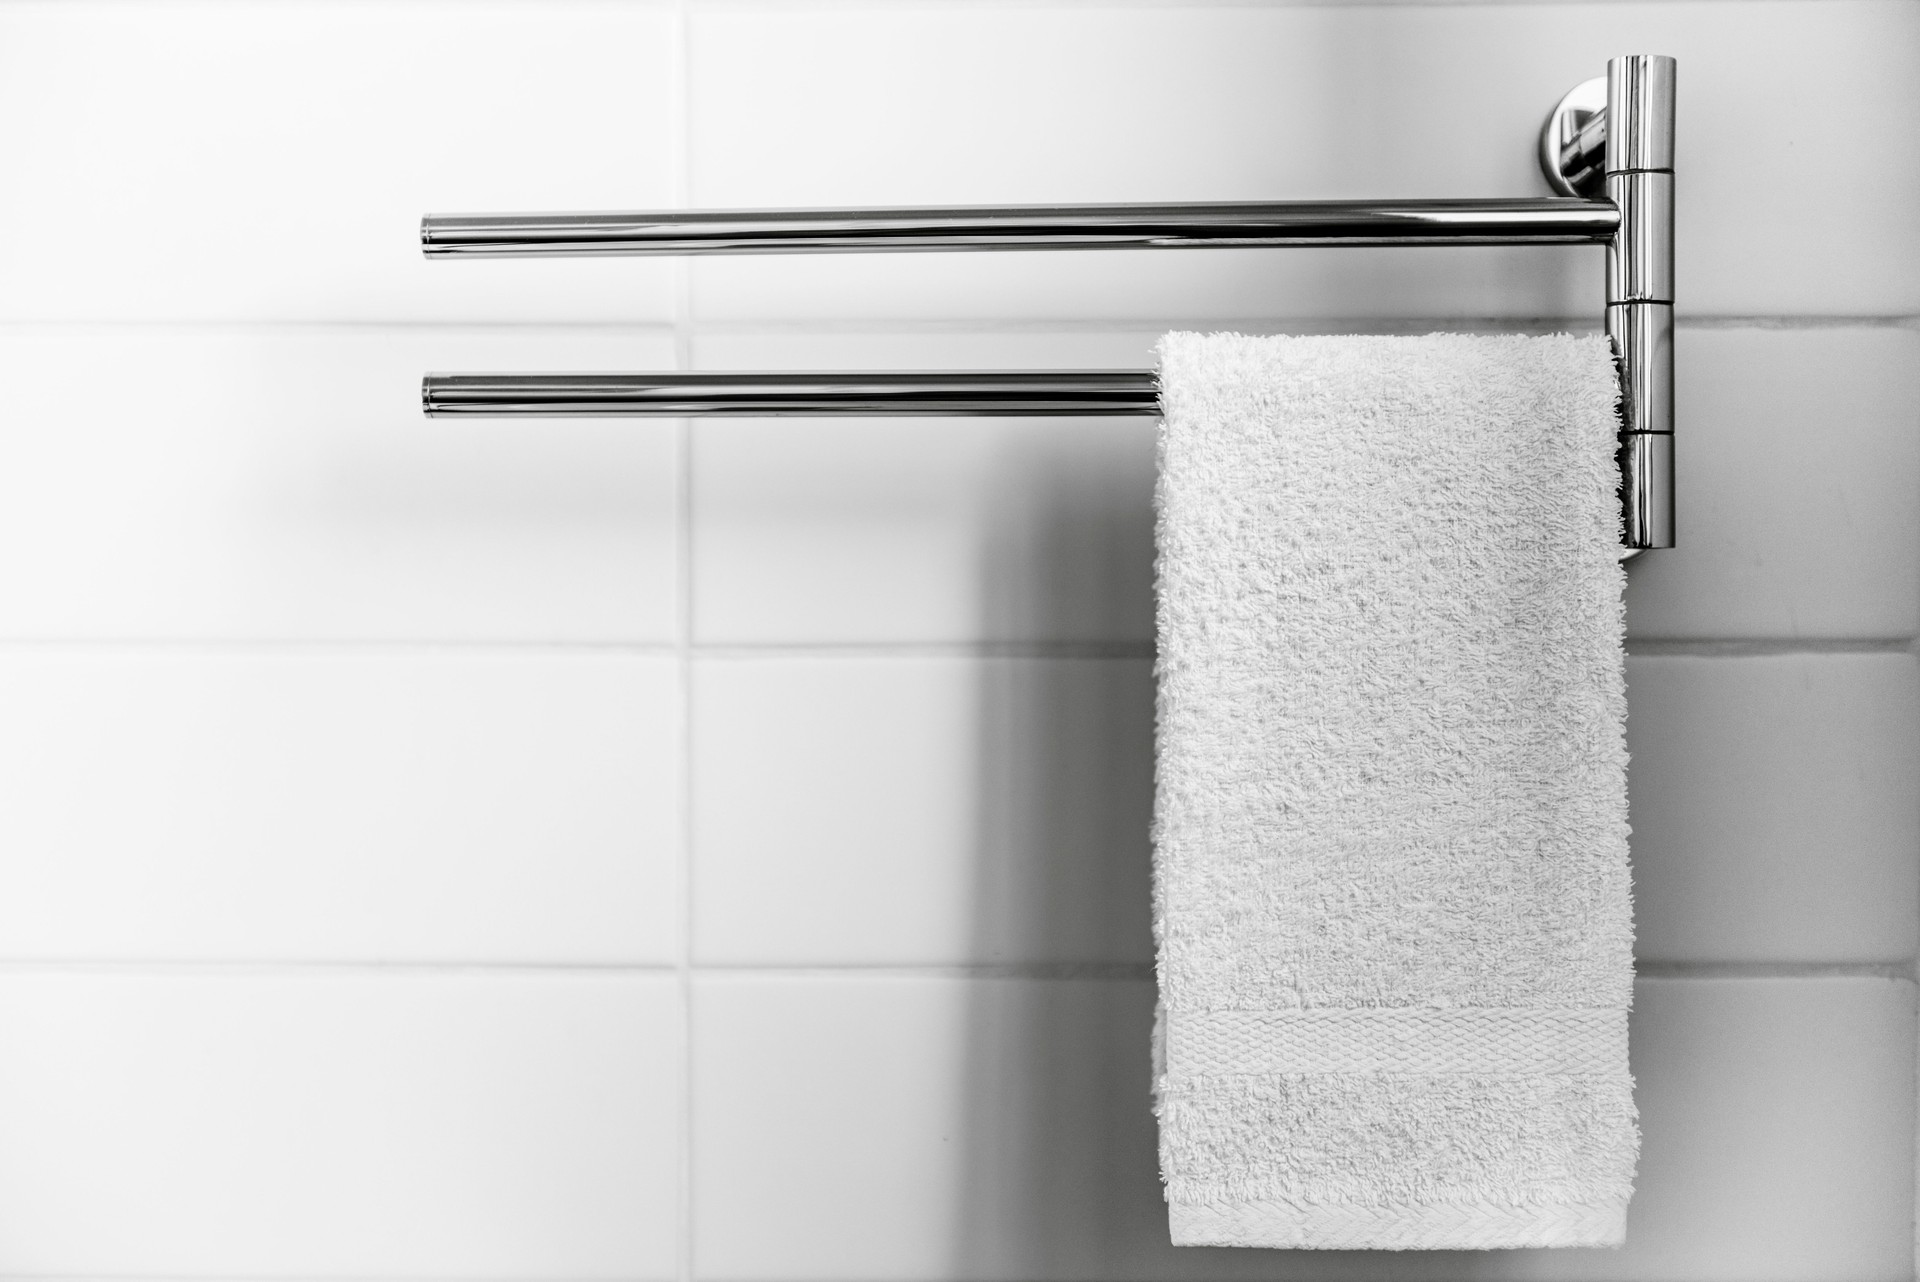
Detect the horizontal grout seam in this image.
<box><xmin>0</xmin><ymin>315</ymin><xmax>1911</xmax><ymax>337</ymax></box>
<box><xmin>0</xmin><ymin>961</ymin><xmax>1902</xmax><ymax>982</ymax></box>
<box><xmin>0</xmin><ymin>1275</ymin><xmax>644</xmax><ymax>1282</ymax></box>
<box><xmin>1636</xmin><ymin>962</ymin><xmax>1918</xmax><ymax>982</ymax></box>
<box><xmin>0</xmin><ymin>639</ymin><xmax>1908</xmax><ymax>660</ymax></box>
<box><xmin>688</xmin><ymin>0</ymin><xmax>1849</xmax><ymax>10</ymax></box>
<box><xmin>1627</xmin><ymin>638</ymin><xmax>1917</xmax><ymax>657</ymax></box>
<box><xmin>0</xmin><ymin>961</ymin><xmax>683</xmax><ymax>977</ymax></box>
<box><xmin>684</xmin><ymin>315</ymin><xmax>1920</xmax><ymax>336</ymax></box>
<box><xmin>0</xmin><ymin>320</ymin><xmax>685</xmax><ymax>337</ymax></box>
<box><xmin>687</xmin><ymin>962</ymin><xmax>1157</xmax><ymax>980</ymax></box>
<box><xmin>0</xmin><ymin>639</ymin><xmax>686</xmax><ymax>656</ymax></box>
<box><xmin>690</xmin><ymin>641</ymin><xmax>1157</xmax><ymax>659</ymax></box>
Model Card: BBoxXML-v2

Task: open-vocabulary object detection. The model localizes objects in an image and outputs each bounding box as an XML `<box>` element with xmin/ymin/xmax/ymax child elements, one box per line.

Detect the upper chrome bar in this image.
<box><xmin>423</xmin><ymin>371</ymin><xmax>1160</xmax><ymax>417</ymax></box>
<box><xmin>422</xmin><ymin>199</ymin><xmax>1618</xmax><ymax>257</ymax></box>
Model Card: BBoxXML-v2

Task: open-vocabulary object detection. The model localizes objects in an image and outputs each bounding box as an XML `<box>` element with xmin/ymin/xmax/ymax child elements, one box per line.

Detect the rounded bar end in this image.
<box><xmin>1606</xmin><ymin>54</ymin><xmax>1676</xmax><ymax>174</ymax></box>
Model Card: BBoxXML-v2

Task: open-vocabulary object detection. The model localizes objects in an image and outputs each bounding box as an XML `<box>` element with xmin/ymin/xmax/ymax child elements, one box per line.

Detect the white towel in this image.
<box><xmin>1151</xmin><ymin>332</ymin><xmax>1636</xmax><ymax>1251</ymax></box>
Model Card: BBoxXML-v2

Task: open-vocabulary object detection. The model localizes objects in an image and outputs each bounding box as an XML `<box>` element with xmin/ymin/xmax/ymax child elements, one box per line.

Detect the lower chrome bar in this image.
<box><xmin>422</xmin><ymin>371</ymin><xmax>1161</xmax><ymax>417</ymax></box>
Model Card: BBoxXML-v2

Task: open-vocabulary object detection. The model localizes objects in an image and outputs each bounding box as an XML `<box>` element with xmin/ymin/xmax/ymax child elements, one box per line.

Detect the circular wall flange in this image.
<box><xmin>1540</xmin><ymin>77</ymin><xmax>1609</xmax><ymax>197</ymax></box>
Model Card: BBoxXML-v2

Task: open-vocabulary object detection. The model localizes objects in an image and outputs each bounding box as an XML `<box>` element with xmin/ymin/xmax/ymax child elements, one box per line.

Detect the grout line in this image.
<box><xmin>690</xmin><ymin>640</ymin><xmax>1157</xmax><ymax>660</ymax></box>
<box><xmin>1627</xmin><ymin>637</ymin><xmax>1917</xmax><ymax>657</ymax></box>
<box><xmin>0</xmin><ymin>1276</ymin><xmax>652</xmax><ymax>1282</ymax></box>
<box><xmin>0</xmin><ymin>958</ymin><xmax>1897</xmax><ymax>981</ymax></box>
<box><xmin>1678</xmin><ymin>314</ymin><xmax>1920</xmax><ymax>331</ymax></box>
<box><xmin>672</xmin><ymin>316</ymin><xmax>1602</xmax><ymax>338</ymax></box>
<box><xmin>0</xmin><ymin>639</ymin><xmax>684</xmax><ymax>656</ymax></box>
<box><xmin>670</xmin><ymin>4</ymin><xmax>698</xmax><ymax>1280</ymax></box>
<box><xmin>0</xmin><ymin>960</ymin><xmax>680</xmax><ymax>976</ymax></box>
<box><xmin>691</xmin><ymin>962</ymin><xmax>1158</xmax><ymax>981</ymax></box>
<box><xmin>624</xmin><ymin>314</ymin><xmax>1920</xmax><ymax>337</ymax></box>
<box><xmin>0</xmin><ymin>638</ymin><xmax>1907</xmax><ymax>661</ymax></box>
<box><xmin>682</xmin><ymin>0</ymin><xmax>1848</xmax><ymax>10</ymax></box>
<box><xmin>0</xmin><ymin>320</ymin><xmax>684</xmax><ymax>336</ymax></box>
<box><xmin>0</xmin><ymin>315</ymin><xmax>1908</xmax><ymax>338</ymax></box>
<box><xmin>0</xmin><ymin>1273</ymin><xmax>683</xmax><ymax>1282</ymax></box>
<box><xmin>689</xmin><ymin>961</ymin><xmax>1918</xmax><ymax>982</ymax></box>
<box><xmin>1635</xmin><ymin>962</ymin><xmax>1919</xmax><ymax>982</ymax></box>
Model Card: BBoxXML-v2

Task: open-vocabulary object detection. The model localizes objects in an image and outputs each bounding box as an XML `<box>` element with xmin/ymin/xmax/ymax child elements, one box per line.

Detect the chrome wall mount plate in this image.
<box><xmin>1541</xmin><ymin>76</ymin><xmax>1609</xmax><ymax>197</ymax></box>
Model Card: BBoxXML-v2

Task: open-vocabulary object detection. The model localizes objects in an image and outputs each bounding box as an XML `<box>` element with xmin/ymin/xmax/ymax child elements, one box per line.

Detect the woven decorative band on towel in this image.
<box><xmin>1151</xmin><ymin>333</ymin><xmax>1637</xmax><ymax>1251</ymax></box>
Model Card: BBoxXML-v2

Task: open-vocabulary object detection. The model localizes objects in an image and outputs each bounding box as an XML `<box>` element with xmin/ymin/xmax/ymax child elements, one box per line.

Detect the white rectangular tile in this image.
<box><xmin>0</xmin><ymin>972</ymin><xmax>680</xmax><ymax>1277</ymax></box>
<box><xmin>1606</xmin><ymin>977</ymin><xmax>1916</xmax><ymax>1282</ymax></box>
<box><xmin>692</xmin><ymin>331</ymin><xmax>1154</xmax><ymax>645</ymax></box>
<box><xmin>693</xmin><ymin>657</ymin><xmax>1153</xmax><ymax>966</ymax></box>
<box><xmin>0</xmin><ymin>652</ymin><xmax>680</xmax><ymax>963</ymax></box>
<box><xmin>1626</xmin><ymin>327</ymin><xmax>1920</xmax><ymax>640</ymax></box>
<box><xmin>0</xmin><ymin>2</ymin><xmax>677</xmax><ymax>321</ymax></box>
<box><xmin>1627</xmin><ymin>654</ymin><xmax>1919</xmax><ymax>965</ymax></box>
<box><xmin>690</xmin><ymin>3</ymin><xmax>1920</xmax><ymax>322</ymax></box>
<box><xmin>0</xmin><ymin>328</ymin><xmax>679</xmax><ymax>641</ymax></box>
<box><xmin>692</xmin><ymin>975</ymin><xmax>1169</xmax><ymax>1282</ymax></box>
<box><xmin>692</xmin><ymin>975</ymin><xmax>1915</xmax><ymax>1282</ymax></box>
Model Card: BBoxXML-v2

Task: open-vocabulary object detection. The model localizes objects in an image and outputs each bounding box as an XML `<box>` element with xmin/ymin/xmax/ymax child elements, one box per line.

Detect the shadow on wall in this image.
<box><xmin>956</xmin><ymin>418</ymin><xmax>1163</xmax><ymax>1278</ymax></box>
<box><xmin>939</xmin><ymin>415</ymin><xmax>1654</xmax><ymax>1282</ymax></box>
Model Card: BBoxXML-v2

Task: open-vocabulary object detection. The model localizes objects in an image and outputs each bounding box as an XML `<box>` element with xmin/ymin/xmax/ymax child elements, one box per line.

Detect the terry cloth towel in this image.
<box><xmin>1151</xmin><ymin>332</ymin><xmax>1636</xmax><ymax>1251</ymax></box>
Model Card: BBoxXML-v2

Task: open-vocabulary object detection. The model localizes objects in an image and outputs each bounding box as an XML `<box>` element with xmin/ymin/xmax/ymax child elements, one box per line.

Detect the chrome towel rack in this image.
<box><xmin>422</xmin><ymin>54</ymin><xmax>1674</xmax><ymax>550</ymax></box>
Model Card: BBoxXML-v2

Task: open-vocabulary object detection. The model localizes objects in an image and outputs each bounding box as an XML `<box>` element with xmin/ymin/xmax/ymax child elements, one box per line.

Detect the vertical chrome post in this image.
<box><xmin>1606</xmin><ymin>54</ymin><xmax>1676</xmax><ymax>548</ymax></box>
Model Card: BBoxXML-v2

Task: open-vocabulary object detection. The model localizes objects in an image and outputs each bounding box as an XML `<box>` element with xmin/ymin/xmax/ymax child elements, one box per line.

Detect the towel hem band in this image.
<box><xmin>1168</xmin><ymin>1197</ymin><xmax>1629</xmax><ymax>1250</ymax></box>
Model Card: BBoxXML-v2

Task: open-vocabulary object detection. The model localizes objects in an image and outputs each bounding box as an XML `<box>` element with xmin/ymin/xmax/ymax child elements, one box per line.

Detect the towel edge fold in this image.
<box><xmin>1168</xmin><ymin>1197</ymin><xmax>1629</xmax><ymax>1251</ymax></box>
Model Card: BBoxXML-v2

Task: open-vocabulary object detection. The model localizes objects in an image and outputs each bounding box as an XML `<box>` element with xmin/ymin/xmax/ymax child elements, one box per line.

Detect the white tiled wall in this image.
<box><xmin>0</xmin><ymin>2</ymin><xmax>1913</xmax><ymax>1280</ymax></box>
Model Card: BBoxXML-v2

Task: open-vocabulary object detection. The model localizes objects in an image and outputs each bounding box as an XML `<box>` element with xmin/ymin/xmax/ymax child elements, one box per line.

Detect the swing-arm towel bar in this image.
<box><xmin>420</xmin><ymin>199</ymin><xmax>1618</xmax><ymax>257</ymax></box>
<box><xmin>419</xmin><ymin>54</ymin><xmax>1673</xmax><ymax>550</ymax></box>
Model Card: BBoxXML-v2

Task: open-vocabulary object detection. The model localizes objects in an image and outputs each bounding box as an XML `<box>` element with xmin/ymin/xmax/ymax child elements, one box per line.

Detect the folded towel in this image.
<box><xmin>1151</xmin><ymin>332</ymin><xmax>1636</xmax><ymax>1251</ymax></box>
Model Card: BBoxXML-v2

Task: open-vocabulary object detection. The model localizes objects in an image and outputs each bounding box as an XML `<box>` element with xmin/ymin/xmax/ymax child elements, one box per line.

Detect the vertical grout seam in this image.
<box><xmin>670</xmin><ymin>4</ymin><xmax>697</xmax><ymax>1282</ymax></box>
